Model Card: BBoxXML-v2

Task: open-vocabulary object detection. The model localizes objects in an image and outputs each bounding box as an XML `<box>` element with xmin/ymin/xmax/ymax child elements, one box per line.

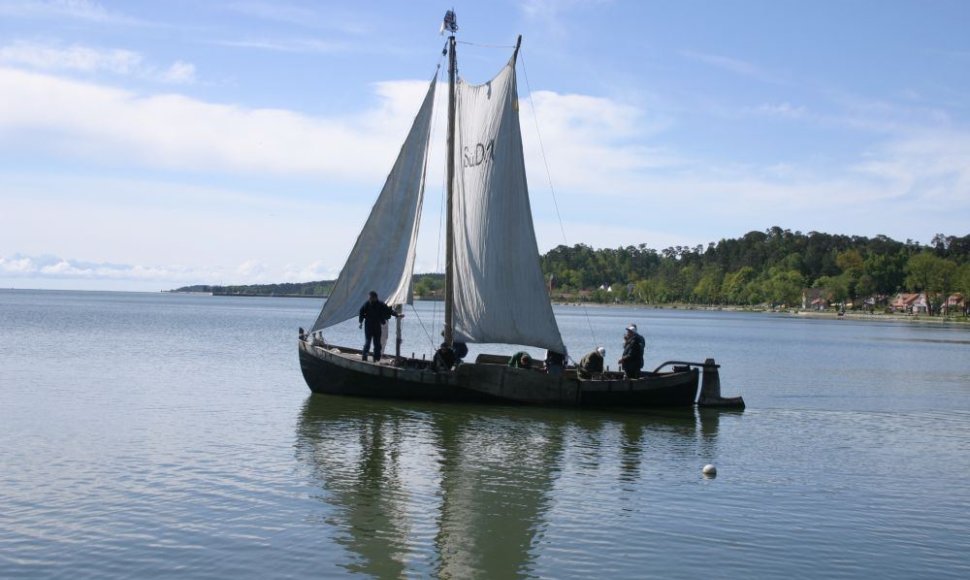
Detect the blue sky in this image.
<box><xmin>1</xmin><ymin>0</ymin><xmax>968</xmax><ymax>291</ymax></box>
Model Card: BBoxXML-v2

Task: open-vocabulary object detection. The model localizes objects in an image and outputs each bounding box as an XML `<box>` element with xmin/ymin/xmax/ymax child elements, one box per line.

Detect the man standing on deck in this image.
<box><xmin>358</xmin><ymin>290</ymin><xmax>403</xmax><ymax>362</ymax></box>
<box><xmin>619</xmin><ymin>324</ymin><xmax>645</xmax><ymax>379</ymax></box>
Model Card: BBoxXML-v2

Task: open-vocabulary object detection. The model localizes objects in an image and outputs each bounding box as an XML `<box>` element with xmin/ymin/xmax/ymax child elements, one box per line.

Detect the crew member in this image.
<box><xmin>619</xmin><ymin>324</ymin><xmax>645</xmax><ymax>379</ymax></box>
<box><xmin>579</xmin><ymin>346</ymin><xmax>606</xmax><ymax>378</ymax></box>
<box><xmin>358</xmin><ymin>290</ymin><xmax>403</xmax><ymax>361</ymax></box>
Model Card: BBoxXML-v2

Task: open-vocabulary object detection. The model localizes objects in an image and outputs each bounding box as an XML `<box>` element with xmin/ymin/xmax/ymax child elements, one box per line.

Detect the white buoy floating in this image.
<box><xmin>702</xmin><ymin>464</ymin><xmax>717</xmax><ymax>477</ymax></box>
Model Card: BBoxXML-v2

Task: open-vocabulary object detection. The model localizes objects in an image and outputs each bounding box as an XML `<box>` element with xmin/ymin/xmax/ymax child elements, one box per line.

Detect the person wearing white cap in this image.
<box><xmin>578</xmin><ymin>346</ymin><xmax>606</xmax><ymax>378</ymax></box>
<box><xmin>619</xmin><ymin>324</ymin><xmax>645</xmax><ymax>379</ymax></box>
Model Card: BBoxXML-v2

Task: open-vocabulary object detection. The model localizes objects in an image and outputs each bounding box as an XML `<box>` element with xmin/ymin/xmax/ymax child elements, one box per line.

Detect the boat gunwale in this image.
<box><xmin>300</xmin><ymin>339</ymin><xmax>699</xmax><ymax>392</ymax></box>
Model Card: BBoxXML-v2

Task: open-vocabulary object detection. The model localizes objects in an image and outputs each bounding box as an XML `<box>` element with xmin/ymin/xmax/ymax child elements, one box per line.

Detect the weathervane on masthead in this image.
<box><xmin>441</xmin><ymin>9</ymin><xmax>458</xmax><ymax>35</ymax></box>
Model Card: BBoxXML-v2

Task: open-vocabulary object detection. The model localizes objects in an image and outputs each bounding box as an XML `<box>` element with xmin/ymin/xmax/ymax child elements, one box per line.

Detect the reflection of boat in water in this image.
<box><xmin>295</xmin><ymin>395</ymin><xmax>727</xmax><ymax>576</ymax></box>
<box><xmin>297</xmin><ymin>11</ymin><xmax>743</xmax><ymax>410</ymax></box>
<box><xmin>295</xmin><ymin>395</ymin><xmax>565</xmax><ymax>577</ymax></box>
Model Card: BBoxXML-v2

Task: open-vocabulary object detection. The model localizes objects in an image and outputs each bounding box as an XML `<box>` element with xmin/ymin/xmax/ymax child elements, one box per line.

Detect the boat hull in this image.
<box><xmin>299</xmin><ymin>340</ymin><xmax>699</xmax><ymax>408</ymax></box>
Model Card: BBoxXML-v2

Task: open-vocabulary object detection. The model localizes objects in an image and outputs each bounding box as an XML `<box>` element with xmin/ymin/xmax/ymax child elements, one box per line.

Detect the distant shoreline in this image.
<box><xmin>550</xmin><ymin>301</ymin><xmax>968</xmax><ymax>324</ymax></box>
<box><xmin>160</xmin><ymin>290</ymin><xmax>968</xmax><ymax>324</ymax></box>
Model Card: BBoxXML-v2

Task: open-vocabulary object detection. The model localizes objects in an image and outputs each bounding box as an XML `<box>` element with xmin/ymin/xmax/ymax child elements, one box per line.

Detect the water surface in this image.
<box><xmin>1</xmin><ymin>290</ymin><xmax>967</xmax><ymax>578</ymax></box>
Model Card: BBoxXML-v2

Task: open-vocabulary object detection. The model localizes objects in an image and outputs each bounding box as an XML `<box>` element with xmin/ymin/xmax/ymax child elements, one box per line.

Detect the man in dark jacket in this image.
<box><xmin>358</xmin><ymin>290</ymin><xmax>402</xmax><ymax>361</ymax></box>
<box><xmin>619</xmin><ymin>324</ymin><xmax>645</xmax><ymax>379</ymax></box>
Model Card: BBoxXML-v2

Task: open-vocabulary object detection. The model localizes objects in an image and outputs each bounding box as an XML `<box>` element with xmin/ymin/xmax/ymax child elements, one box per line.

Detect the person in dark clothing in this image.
<box><xmin>440</xmin><ymin>330</ymin><xmax>468</xmax><ymax>365</ymax></box>
<box><xmin>508</xmin><ymin>351</ymin><xmax>532</xmax><ymax>368</ymax></box>
<box><xmin>619</xmin><ymin>324</ymin><xmax>645</xmax><ymax>379</ymax></box>
<box><xmin>452</xmin><ymin>340</ymin><xmax>468</xmax><ymax>363</ymax></box>
<box><xmin>544</xmin><ymin>350</ymin><xmax>566</xmax><ymax>376</ymax></box>
<box><xmin>578</xmin><ymin>346</ymin><xmax>605</xmax><ymax>378</ymax></box>
<box><xmin>358</xmin><ymin>290</ymin><xmax>403</xmax><ymax>361</ymax></box>
<box><xmin>432</xmin><ymin>343</ymin><xmax>456</xmax><ymax>371</ymax></box>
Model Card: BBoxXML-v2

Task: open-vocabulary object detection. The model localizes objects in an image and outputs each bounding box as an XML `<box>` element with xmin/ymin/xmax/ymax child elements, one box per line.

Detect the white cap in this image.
<box><xmin>626</xmin><ymin>324</ymin><xmax>637</xmax><ymax>332</ymax></box>
<box><xmin>596</xmin><ymin>347</ymin><xmax>606</xmax><ymax>356</ymax></box>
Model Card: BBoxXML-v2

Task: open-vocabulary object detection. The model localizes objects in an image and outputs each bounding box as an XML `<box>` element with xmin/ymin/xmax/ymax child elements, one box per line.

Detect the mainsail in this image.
<box><xmin>451</xmin><ymin>56</ymin><xmax>567</xmax><ymax>354</ymax></box>
<box><xmin>310</xmin><ymin>77</ymin><xmax>437</xmax><ymax>332</ymax></box>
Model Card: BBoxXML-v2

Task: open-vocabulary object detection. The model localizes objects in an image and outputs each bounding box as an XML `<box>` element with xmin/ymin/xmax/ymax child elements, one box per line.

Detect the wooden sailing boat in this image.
<box><xmin>298</xmin><ymin>12</ymin><xmax>744</xmax><ymax>409</ymax></box>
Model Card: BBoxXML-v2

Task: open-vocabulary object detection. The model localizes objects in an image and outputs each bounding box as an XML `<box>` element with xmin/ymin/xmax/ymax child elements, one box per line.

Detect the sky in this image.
<box><xmin>1</xmin><ymin>0</ymin><xmax>968</xmax><ymax>291</ymax></box>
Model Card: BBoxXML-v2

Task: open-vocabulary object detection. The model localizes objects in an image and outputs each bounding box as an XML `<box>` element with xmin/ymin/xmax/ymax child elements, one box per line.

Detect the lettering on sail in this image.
<box><xmin>462</xmin><ymin>139</ymin><xmax>494</xmax><ymax>168</ymax></box>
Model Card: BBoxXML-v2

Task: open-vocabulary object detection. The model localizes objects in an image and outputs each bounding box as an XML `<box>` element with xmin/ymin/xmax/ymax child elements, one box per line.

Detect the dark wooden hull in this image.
<box><xmin>299</xmin><ymin>340</ymin><xmax>699</xmax><ymax>408</ymax></box>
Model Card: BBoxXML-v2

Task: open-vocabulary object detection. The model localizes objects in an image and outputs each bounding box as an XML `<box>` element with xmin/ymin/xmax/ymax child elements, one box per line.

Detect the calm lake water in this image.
<box><xmin>1</xmin><ymin>289</ymin><xmax>968</xmax><ymax>579</ymax></box>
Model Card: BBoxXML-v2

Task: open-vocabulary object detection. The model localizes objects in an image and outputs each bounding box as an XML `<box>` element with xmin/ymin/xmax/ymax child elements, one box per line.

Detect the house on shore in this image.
<box><xmin>943</xmin><ymin>293</ymin><xmax>965</xmax><ymax>315</ymax></box>
<box><xmin>801</xmin><ymin>288</ymin><xmax>830</xmax><ymax>311</ymax></box>
<box><xmin>891</xmin><ymin>292</ymin><xmax>929</xmax><ymax>314</ymax></box>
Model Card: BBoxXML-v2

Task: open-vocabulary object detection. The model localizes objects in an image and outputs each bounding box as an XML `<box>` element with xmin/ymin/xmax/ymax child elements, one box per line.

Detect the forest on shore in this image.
<box><xmin>174</xmin><ymin>228</ymin><xmax>970</xmax><ymax>315</ymax></box>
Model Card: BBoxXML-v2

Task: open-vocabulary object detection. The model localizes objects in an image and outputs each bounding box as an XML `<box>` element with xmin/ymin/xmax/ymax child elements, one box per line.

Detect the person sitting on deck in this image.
<box><xmin>453</xmin><ymin>340</ymin><xmax>468</xmax><ymax>363</ymax></box>
<box><xmin>544</xmin><ymin>350</ymin><xmax>566</xmax><ymax>376</ymax></box>
<box><xmin>508</xmin><ymin>351</ymin><xmax>532</xmax><ymax>368</ymax></box>
<box><xmin>440</xmin><ymin>330</ymin><xmax>468</xmax><ymax>364</ymax></box>
<box><xmin>578</xmin><ymin>347</ymin><xmax>606</xmax><ymax>378</ymax></box>
<box><xmin>432</xmin><ymin>343</ymin><xmax>457</xmax><ymax>371</ymax></box>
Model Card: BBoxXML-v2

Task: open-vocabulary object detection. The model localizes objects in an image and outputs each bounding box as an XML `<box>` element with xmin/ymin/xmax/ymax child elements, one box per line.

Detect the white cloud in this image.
<box><xmin>223</xmin><ymin>1</ymin><xmax>370</xmax><ymax>35</ymax></box>
<box><xmin>0</xmin><ymin>0</ymin><xmax>142</xmax><ymax>25</ymax></box>
<box><xmin>225</xmin><ymin>0</ymin><xmax>320</xmax><ymax>26</ymax></box>
<box><xmin>1</xmin><ymin>51</ymin><xmax>968</xmax><ymax>291</ymax></box>
<box><xmin>0</xmin><ymin>252</ymin><xmax>348</xmax><ymax>289</ymax></box>
<box><xmin>520</xmin><ymin>0</ymin><xmax>610</xmax><ymax>19</ymax></box>
<box><xmin>14</xmin><ymin>53</ymin><xmax>956</xmax><ymax>216</ymax></box>
<box><xmin>160</xmin><ymin>60</ymin><xmax>196</xmax><ymax>84</ymax></box>
<box><xmin>0</xmin><ymin>41</ymin><xmax>196</xmax><ymax>84</ymax></box>
<box><xmin>681</xmin><ymin>50</ymin><xmax>773</xmax><ymax>82</ymax></box>
<box><xmin>852</xmin><ymin>128</ymin><xmax>970</xmax><ymax>205</ymax></box>
<box><xmin>235</xmin><ymin>259</ymin><xmax>267</xmax><ymax>280</ymax></box>
<box><xmin>0</xmin><ymin>41</ymin><xmax>141</xmax><ymax>73</ymax></box>
<box><xmin>519</xmin><ymin>89</ymin><xmax>684</xmax><ymax>196</ymax></box>
<box><xmin>0</xmin><ymin>255</ymin><xmax>35</xmax><ymax>273</ymax></box>
<box><xmin>534</xmin><ymin>219</ymin><xmax>702</xmax><ymax>254</ymax></box>
<box><xmin>756</xmin><ymin>102</ymin><xmax>806</xmax><ymax>118</ymax></box>
<box><xmin>519</xmin><ymin>82</ymin><xmax>970</xmax><ymax>235</ymax></box>
<box><xmin>212</xmin><ymin>37</ymin><xmax>351</xmax><ymax>54</ymax></box>
<box><xmin>0</xmin><ymin>254</ymin><xmax>194</xmax><ymax>282</ymax></box>
<box><xmin>0</xmin><ymin>65</ymin><xmax>431</xmax><ymax>180</ymax></box>
<box><xmin>0</xmin><ymin>170</ymin><xmax>371</xmax><ymax>289</ymax></box>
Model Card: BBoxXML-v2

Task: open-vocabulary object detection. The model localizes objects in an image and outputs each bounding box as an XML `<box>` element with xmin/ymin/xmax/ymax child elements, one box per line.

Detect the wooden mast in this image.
<box><xmin>444</xmin><ymin>32</ymin><xmax>457</xmax><ymax>348</ymax></box>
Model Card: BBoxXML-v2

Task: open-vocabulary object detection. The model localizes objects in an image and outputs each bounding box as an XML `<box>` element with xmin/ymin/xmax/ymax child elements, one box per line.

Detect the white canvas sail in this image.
<box><xmin>310</xmin><ymin>77</ymin><xmax>437</xmax><ymax>332</ymax></box>
<box><xmin>451</xmin><ymin>58</ymin><xmax>567</xmax><ymax>354</ymax></box>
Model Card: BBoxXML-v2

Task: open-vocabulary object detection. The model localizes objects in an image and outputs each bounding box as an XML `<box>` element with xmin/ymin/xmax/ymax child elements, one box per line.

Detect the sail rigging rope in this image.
<box><xmin>426</xmin><ymin>59</ymin><xmax>450</xmax><ymax>349</ymax></box>
<box><xmin>407</xmin><ymin>57</ymin><xmax>448</xmax><ymax>352</ymax></box>
<box><xmin>456</xmin><ymin>40</ymin><xmax>517</xmax><ymax>49</ymax></box>
<box><xmin>408</xmin><ymin>302</ymin><xmax>435</xmax><ymax>348</ymax></box>
<box><xmin>518</xmin><ymin>50</ymin><xmax>599</xmax><ymax>352</ymax></box>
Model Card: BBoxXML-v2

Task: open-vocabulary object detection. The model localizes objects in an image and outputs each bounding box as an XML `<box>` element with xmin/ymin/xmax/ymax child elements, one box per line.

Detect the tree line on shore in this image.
<box><xmin>174</xmin><ymin>228</ymin><xmax>970</xmax><ymax>315</ymax></box>
<box><xmin>541</xmin><ymin>228</ymin><xmax>969</xmax><ymax>314</ymax></box>
<box><xmin>173</xmin><ymin>281</ymin><xmax>335</xmax><ymax>297</ymax></box>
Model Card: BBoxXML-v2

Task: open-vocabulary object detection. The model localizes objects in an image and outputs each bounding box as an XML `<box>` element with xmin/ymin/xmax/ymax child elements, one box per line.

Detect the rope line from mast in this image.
<box><xmin>408</xmin><ymin>302</ymin><xmax>436</xmax><ymax>350</ymax></box>
<box><xmin>388</xmin><ymin>57</ymin><xmax>448</xmax><ymax>355</ymax></box>
<box><xmin>406</xmin><ymin>57</ymin><xmax>449</xmax><ymax>353</ymax></box>
<box><xmin>456</xmin><ymin>40</ymin><xmax>517</xmax><ymax>49</ymax></box>
<box><xmin>518</xmin><ymin>50</ymin><xmax>599</xmax><ymax>349</ymax></box>
<box><xmin>429</xmin><ymin>60</ymin><xmax>449</xmax><ymax>349</ymax></box>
